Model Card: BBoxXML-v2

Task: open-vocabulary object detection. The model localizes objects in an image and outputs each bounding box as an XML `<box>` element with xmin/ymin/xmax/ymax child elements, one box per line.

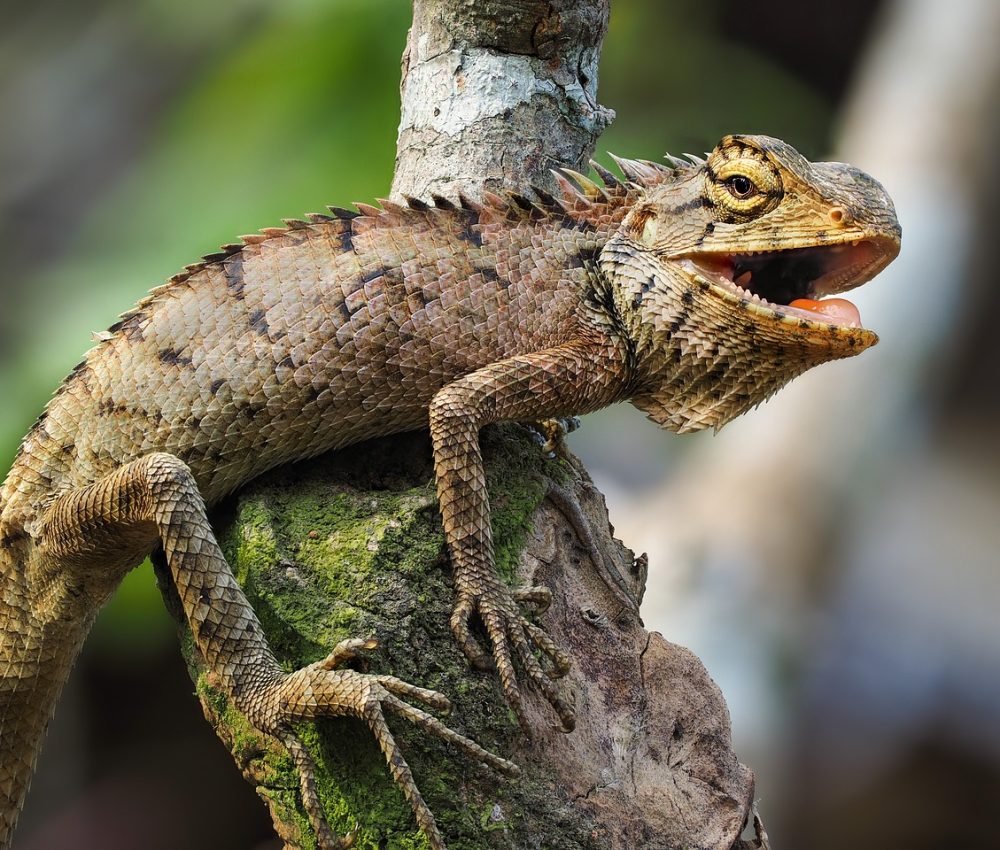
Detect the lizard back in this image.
<box><xmin>0</xmin><ymin>186</ymin><xmax>643</xmax><ymax>537</ymax></box>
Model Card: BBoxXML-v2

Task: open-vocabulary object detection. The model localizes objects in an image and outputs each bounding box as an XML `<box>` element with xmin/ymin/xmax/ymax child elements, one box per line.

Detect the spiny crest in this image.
<box><xmin>149</xmin><ymin>207</ymin><xmax>363</xmax><ymax>291</ymax></box>
<box><xmin>476</xmin><ymin>189</ymin><xmax>555</xmax><ymax>224</ymax></box>
<box><xmin>544</xmin><ymin>153</ymin><xmax>683</xmax><ymax>226</ymax></box>
<box><xmin>190</xmin><ymin>149</ymin><xmax>681</xmax><ymax>272</ymax></box>
<box><xmin>552</xmin><ymin>152</ymin><xmax>686</xmax><ymax>205</ymax></box>
<box><xmin>606</xmin><ymin>154</ymin><xmax>675</xmax><ymax>187</ymax></box>
<box><xmin>96</xmin><ymin>150</ymin><xmax>686</xmax><ymax>353</ymax></box>
<box><xmin>353</xmin><ymin>202</ymin><xmax>382</xmax><ymax>218</ymax></box>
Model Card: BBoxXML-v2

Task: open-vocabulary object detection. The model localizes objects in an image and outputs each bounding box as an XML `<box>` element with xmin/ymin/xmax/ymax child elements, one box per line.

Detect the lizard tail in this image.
<box><xmin>0</xmin><ymin>545</ymin><xmax>97</xmax><ymax>848</ymax></box>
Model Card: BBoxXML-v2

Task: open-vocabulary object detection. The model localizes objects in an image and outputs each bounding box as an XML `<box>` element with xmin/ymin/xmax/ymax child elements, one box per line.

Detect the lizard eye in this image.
<box><xmin>724</xmin><ymin>175</ymin><xmax>756</xmax><ymax>199</ymax></box>
<box><xmin>704</xmin><ymin>138</ymin><xmax>783</xmax><ymax>221</ymax></box>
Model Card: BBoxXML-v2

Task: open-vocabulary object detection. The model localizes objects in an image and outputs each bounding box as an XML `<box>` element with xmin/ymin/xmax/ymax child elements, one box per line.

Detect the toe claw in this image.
<box><xmin>321</xmin><ymin>637</ymin><xmax>379</xmax><ymax>670</ymax></box>
<box><xmin>451</xmin><ymin>599</ymin><xmax>493</xmax><ymax>669</ymax></box>
<box><xmin>512</xmin><ymin>584</ymin><xmax>552</xmax><ymax>613</ymax></box>
<box><xmin>459</xmin><ymin>583</ymin><xmax>574</xmax><ymax>732</ymax></box>
<box><xmin>271</xmin><ymin>654</ymin><xmax>519</xmax><ymax>850</ymax></box>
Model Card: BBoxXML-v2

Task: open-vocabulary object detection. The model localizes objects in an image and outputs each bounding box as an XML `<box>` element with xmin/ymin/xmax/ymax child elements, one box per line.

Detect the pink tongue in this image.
<box><xmin>788</xmin><ymin>297</ymin><xmax>862</xmax><ymax>328</ymax></box>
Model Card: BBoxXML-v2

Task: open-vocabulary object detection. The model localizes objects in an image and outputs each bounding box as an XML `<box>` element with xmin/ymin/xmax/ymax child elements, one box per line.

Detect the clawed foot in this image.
<box><xmin>261</xmin><ymin>638</ymin><xmax>519</xmax><ymax>850</ymax></box>
<box><xmin>529</xmin><ymin>416</ymin><xmax>581</xmax><ymax>458</ymax></box>
<box><xmin>450</xmin><ymin>583</ymin><xmax>575</xmax><ymax>732</ymax></box>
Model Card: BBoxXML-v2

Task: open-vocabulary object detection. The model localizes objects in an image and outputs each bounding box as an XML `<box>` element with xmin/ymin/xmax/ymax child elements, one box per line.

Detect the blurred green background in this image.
<box><xmin>4</xmin><ymin>1</ymin><xmax>999</xmax><ymax>848</ymax></box>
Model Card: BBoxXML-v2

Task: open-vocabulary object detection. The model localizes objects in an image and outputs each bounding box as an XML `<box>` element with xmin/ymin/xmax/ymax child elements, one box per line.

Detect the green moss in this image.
<box><xmin>480</xmin><ymin>426</ymin><xmax>555</xmax><ymax>583</ymax></box>
<box><xmin>181</xmin><ymin>426</ymin><xmax>599</xmax><ymax>848</ymax></box>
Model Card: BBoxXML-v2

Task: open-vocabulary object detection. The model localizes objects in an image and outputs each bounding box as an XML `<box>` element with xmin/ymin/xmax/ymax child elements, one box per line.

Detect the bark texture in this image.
<box><xmin>392</xmin><ymin>0</ymin><xmax>614</xmax><ymax>200</ymax></box>
<box><xmin>184</xmin><ymin>428</ymin><xmax>754</xmax><ymax>849</ymax></box>
<box><xmin>178</xmin><ymin>2</ymin><xmax>759</xmax><ymax>847</ymax></box>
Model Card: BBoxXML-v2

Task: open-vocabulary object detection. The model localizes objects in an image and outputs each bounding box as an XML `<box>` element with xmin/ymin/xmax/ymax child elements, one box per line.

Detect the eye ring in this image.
<box><xmin>724</xmin><ymin>174</ymin><xmax>756</xmax><ymax>199</ymax></box>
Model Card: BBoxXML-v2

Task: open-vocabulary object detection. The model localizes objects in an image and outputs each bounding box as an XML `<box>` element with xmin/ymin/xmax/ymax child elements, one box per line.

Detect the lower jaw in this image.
<box><xmin>678</xmin><ymin>259</ymin><xmax>867</xmax><ymax>331</ymax></box>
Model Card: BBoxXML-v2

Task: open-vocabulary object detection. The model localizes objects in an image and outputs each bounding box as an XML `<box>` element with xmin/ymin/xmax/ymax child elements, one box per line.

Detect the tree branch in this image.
<box><xmin>392</xmin><ymin>0</ymin><xmax>614</xmax><ymax>200</ymax></box>
<box><xmin>179</xmin><ymin>3</ymin><xmax>759</xmax><ymax>848</ymax></box>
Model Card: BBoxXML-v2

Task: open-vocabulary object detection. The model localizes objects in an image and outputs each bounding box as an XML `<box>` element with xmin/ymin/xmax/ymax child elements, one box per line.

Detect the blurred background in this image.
<box><xmin>2</xmin><ymin>0</ymin><xmax>999</xmax><ymax>847</ymax></box>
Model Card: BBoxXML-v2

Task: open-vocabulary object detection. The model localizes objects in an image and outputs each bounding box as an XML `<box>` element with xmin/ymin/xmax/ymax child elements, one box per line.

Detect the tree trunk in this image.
<box><xmin>178</xmin><ymin>3</ymin><xmax>758</xmax><ymax>848</ymax></box>
<box><xmin>392</xmin><ymin>0</ymin><xmax>614</xmax><ymax>200</ymax></box>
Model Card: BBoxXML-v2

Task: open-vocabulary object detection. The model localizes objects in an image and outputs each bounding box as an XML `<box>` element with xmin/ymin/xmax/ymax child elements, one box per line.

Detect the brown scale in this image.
<box><xmin>0</xmin><ymin>135</ymin><xmax>900</xmax><ymax>849</ymax></box>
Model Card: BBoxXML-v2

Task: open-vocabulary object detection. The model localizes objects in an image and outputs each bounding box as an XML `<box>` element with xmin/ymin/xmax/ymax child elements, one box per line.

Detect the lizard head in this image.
<box><xmin>600</xmin><ymin>134</ymin><xmax>901</xmax><ymax>433</ymax></box>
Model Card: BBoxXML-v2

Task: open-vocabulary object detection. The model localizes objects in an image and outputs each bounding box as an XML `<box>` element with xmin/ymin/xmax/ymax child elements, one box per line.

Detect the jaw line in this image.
<box><xmin>670</xmin><ymin>236</ymin><xmax>897</xmax><ymax>336</ymax></box>
<box><xmin>674</xmin><ymin>256</ymin><xmax>880</xmax><ymax>345</ymax></box>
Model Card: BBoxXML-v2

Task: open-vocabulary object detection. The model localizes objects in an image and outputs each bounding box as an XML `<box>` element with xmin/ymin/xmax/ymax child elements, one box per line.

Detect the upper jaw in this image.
<box><xmin>672</xmin><ymin>234</ymin><xmax>899</xmax><ymax>331</ymax></box>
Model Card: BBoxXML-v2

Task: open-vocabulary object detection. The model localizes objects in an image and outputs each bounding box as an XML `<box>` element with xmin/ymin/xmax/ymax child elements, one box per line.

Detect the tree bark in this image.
<box><xmin>392</xmin><ymin>0</ymin><xmax>614</xmax><ymax>200</ymax></box>
<box><xmin>179</xmin><ymin>3</ymin><xmax>759</xmax><ymax>848</ymax></box>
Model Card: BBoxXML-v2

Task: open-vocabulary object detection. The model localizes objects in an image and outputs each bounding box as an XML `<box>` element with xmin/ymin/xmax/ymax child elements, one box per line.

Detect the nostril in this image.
<box><xmin>829</xmin><ymin>206</ymin><xmax>850</xmax><ymax>225</ymax></box>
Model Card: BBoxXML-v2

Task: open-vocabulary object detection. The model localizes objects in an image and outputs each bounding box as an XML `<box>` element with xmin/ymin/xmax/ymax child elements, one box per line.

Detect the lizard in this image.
<box><xmin>0</xmin><ymin>134</ymin><xmax>900</xmax><ymax>850</ymax></box>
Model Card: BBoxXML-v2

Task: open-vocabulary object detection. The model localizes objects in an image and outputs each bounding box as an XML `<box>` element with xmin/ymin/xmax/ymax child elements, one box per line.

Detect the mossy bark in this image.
<box><xmin>176</xmin><ymin>426</ymin><xmax>755</xmax><ymax>849</ymax></box>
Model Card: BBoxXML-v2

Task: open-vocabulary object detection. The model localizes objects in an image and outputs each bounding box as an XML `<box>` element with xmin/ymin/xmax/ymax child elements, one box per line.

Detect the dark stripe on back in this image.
<box><xmin>566</xmin><ymin>246</ymin><xmax>601</xmax><ymax>269</ymax></box>
<box><xmin>338</xmin><ymin>222</ymin><xmax>354</xmax><ymax>254</ymax></box>
<box><xmin>158</xmin><ymin>348</ymin><xmax>193</xmax><ymax>367</ymax></box>
<box><xmin>225</xmin><ymin>254</ymin><xmax>246</xmax><ymax>300</ymax></box>
<box><xmin>458</xmin><ymin>210</ymin><xmax>483</xmax><ymax>247</ymax></box>
<box><xmin>361</xmin><ymin>267</ymin><xmax>390</xmax><ymax>284</ymax></box>
<box><xmin>119</xmin><ymin>310</ymin><xmax>147</xmax><ymax>341</ymax></box>
<box><xmin>249</xmin><ymin>309</ymin><xmax>269</xmax><ymax>336</ymax></box>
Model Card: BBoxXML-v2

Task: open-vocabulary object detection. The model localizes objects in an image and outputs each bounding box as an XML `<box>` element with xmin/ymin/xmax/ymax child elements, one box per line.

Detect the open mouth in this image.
<box><xmin>681</xmin><ymin>240</ymin><xmax>889</xmax><ymax>329</ymax></box>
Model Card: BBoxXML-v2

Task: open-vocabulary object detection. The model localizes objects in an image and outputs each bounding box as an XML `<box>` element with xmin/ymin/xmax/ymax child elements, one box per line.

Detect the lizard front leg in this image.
<box><xmin>36</xmin><ymin>453</ymin><xmax>517</xmax><ymax>850</ymax></box>
<box><xmin>429</xmin><ymin>340</ymin><xmax>626</xmax><ymax>731</ymax></box>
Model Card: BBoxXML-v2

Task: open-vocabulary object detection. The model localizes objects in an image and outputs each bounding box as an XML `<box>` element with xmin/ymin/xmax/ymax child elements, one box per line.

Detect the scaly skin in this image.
<box><xmin>0</xmin><ymin>135</ymin><xmax>900</xmax><ymax>849</ymax></box>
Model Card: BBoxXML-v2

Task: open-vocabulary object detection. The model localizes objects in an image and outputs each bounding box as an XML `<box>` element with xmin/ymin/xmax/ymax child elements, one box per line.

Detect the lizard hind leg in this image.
<box><xmin>37</xmin><ymin>452</ymin><xmax>516</xmax><ymax>849</ymax></box>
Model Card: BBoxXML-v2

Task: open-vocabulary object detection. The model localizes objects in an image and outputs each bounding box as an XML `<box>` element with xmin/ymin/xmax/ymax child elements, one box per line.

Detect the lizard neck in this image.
<box><xmin>0</xmin><ymin>542</ymin><xmax>99</xmax><ymax>848</ymax></box>
<box><xmin>599</xmin><ymin>235</ymin><xmax>817</xmax><ymax>434</ymax></box>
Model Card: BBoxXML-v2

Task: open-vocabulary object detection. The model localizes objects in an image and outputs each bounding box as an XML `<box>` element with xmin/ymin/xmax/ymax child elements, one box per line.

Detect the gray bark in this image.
<box><xmin>392</xmin><ymin>0</ymin><xmax>614</xmax><ymax>200</ymax></box>
<box><xmin>183</xmin><ymin>3</ymin><xmax>760</xmax><ymax>848</ymax></box>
